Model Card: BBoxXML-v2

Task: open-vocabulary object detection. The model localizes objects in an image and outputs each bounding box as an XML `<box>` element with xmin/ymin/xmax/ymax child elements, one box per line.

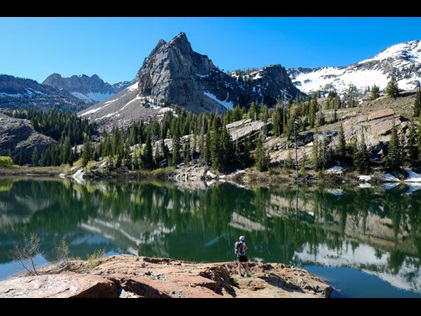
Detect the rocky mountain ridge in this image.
<box><xmin>0</xmin><ymin>74</ymin><xmax>89</xmax><ymax>112</ymax></box>
<box><xmin>0</xmin><ymin>73</ymin><xmax>131</xmax><ymax>113</ymax></box>
<box><xmin>42</xmin><ymin>73</ymin><xmax>132</xmax><ymax>103</ymax></box>
<box><xmin>79</xmin><ymin>32</ymin><xmax>303</xmax><ymax>131</ymax></box>
<box><xmin>289</xmin><ymin>39</ymin><xmax>421</xmax><ymax>97</ymax></box>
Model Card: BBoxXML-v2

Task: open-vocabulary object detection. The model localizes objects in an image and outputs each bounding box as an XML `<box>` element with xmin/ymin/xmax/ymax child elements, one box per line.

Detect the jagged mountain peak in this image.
<box><xmin>168</xmin><ymin>31</ymin><xmax>193</xmax><ymax>54</ymax></box>
<box><xmin>148</xmin><ymin>39</ymin><xmax>167</xmax><ymax>58</ymax></box>
<box><xmin>170</xmin><ymin>31</ymin><xmax>188</xmax><ymax>44</ymax></box>
<box><xmin>80</xmin><ymin>32</ymin><xmax>302</xmax><ymax>132</ymax></box>
<box><xmin>136</xmin><ymin>32</ymin><xmax>212</xmax><ymax>81</ymax></box>
<box><xmin>146</xmin><ymin>32</ymin><xmax>192</xmax><ymax>61</ymax></box>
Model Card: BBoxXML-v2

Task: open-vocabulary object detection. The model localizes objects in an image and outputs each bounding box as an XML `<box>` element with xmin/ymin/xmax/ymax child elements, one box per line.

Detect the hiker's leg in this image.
<box><xmin>244</xmin><ymin>262</ymin><xmax>251</xmax><ymax>277</ymax></box>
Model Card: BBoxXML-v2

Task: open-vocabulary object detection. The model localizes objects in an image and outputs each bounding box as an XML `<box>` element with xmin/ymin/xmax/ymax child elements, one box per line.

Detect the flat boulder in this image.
<box><xmin>0</xmin><ymin>273</ymin><xmax>118</xmax><ymax>298</ymax></box>
<box><xmin>0</xmin><ymin>255</ymin><xmax>332</xmax><ymax>298</ymax></box>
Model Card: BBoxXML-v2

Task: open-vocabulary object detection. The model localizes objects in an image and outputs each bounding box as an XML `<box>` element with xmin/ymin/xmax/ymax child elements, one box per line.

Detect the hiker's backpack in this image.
<box><xmin>234</xmin><ymin>241</ymin><xmax>243</xmax><ymax>255</ymax></box>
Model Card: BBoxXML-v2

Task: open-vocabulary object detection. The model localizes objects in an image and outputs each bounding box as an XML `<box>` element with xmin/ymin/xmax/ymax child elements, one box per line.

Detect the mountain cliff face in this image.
<box><xmin>135</xmin><ymin>32</ymin><xmax>229</xmax><ymax>114</ymax></box>
<box><xmin>0</xmin><ymin>111</ymin><xmax>57</xmax><ymax>162</ymax></box>
<box><xmin>43</xmin><ymin>73</ymin><xmax>131</xmax><ymax>103</ymax></box>
<box><xmin>288</xmin><ymin>40</ymin><xmax>421</xmax><ymax>97</ymax></box>
<box><xmin>80</xmin><ymin>32</ymin><xmax>303</xmax><ymax>131</ymax></box>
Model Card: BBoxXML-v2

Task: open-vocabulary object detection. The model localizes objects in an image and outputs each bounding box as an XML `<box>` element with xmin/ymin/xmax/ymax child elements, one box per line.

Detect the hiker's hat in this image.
<box><xmin>239</xmin><ymin>236</ymin><xmax>245</xmax><ymax>241</ymax></box>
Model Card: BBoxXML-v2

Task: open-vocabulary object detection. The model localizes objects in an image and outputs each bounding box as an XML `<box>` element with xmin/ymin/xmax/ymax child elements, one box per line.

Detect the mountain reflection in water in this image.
<box><xmin>1</xmin><ymin>177</ymin><xmax>421</xmax><ymax>298</ymax></box>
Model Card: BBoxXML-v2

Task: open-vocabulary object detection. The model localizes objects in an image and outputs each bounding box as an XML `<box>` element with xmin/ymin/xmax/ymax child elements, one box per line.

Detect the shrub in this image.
<box><xmin>10</xmin><ymin>232</ymin><xmax>42</xmax><ymax>275</ymax></box>
<box><xmin>54</xmin><ymin>239</ymin><xmax>70</xmax><ymax>263</ymax></box>
<box><xmin>0</xmin><ymin>156</ymin><xmax>14</xmax><ymax>167</ymax></box>
<box><xmin>84</xmin><ymin>249</ymin><xmax>106</xmax><ymax>271</ymax></box>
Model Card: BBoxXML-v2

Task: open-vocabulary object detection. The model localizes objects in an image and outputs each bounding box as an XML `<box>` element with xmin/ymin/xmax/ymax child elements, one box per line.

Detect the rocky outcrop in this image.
<box><xmin>266</xmin><ymin>107</ymin><xmax>409</xmax><ymax>165</ymax></box>
<box><xmin>0</xmin><ymin>113</ymin><xmax>57</xmax><ymax>163</ymax></box>
<box><xmin>226</xmin><ymin>118</ymin><xmax>270</xmax><ymax>142</ymax></box>
<box><xmin>0</xmin><ymin>255</ymin><xmax>332</xmax><ymax>298</ymax></box>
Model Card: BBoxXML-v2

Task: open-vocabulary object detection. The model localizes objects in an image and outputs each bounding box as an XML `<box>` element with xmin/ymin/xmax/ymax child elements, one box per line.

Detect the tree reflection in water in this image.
<box><xmin>1</xmin><ymin>178</ymin><xmax>421</xmax><ymax>297</ymax></box>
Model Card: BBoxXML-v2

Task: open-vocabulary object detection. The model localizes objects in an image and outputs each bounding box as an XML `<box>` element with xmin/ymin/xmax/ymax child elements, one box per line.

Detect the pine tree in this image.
<box><xmin>271</xmin><ymin>103</ymin><xmax>283</xmax><ymax>137</ymax></box>
<box><xmin>337</xmin><ymin>123</ymin><xmax>346</xmax><ymax>158</ymax></box>
<box><xmin>407</xmin><ymin>119</ymin><xmax>418</xmax><ymax>166</ymax></box>
<box><xmin>139</xmin><ymin>133</ymin><xmax>153</xmax><ymax>169</ymax></box>
<box><xmin>242</xmin><ymin>134</ymin><xmax>252</xmax><ymax>168</ymax></box>
<box><xmin>319</xmin><ymin>129</ymin><xmax>330</xmax><ymax>169</ymax></box>
<box><xmin>169</xmin><ymin>133</ymin><xmax>180</xmax><ymax>167</ymax></box>
<box><xmin>219</xmin><ymin>125</ymin><xmax>235</xmax><ymax>172</ymax></box>
<box><xmin>17</xmin><ymin>147</ymin><xmax>26</xmax><ymax>166</ymax></box>
<box><xmin>311</xmin><ymin>129</ymin><xmax>320</xmax><ymax>171</ymax></box>
<box><xmin>386</xmin><ymin>75</ymin><xmax>400</xmax><ymax>99</ymax></box>
<box><xmin>61</xmin><ymin>137</ymin><xmax>73</xmax><ymax>165</ymax></box>
<box><xmin>254</xmin><ymin>132</ymin><xmax>269</xmax><ymax>172</ymax></box>
<box><xmin>286</xmin><ymin>106</ymin><xmax>300</xmax><ymax>140</ymax></box>
<box><xmin>198</xmin><ymin>115</ymin><xmax>206</xmax><ymax>162</ymax></box>
<box><xmin>81</xmin><ymin>136</ymin><xmax>92</xmax><ymax>167</ymax></box>
<box><xmin>183</xmin><ymin>141</ymin><xmax>190</xmax><ymax>166</ymax></box>
<box><xmin>248</xmin><ymin>101</ymin><xmax>259</xmax><ymax>121</ymax></box>
<box><xmin>413</xmin><ymin>85</ymin><xmax>421</xmax><ymax>118</ymax></box>
<box><xmin>386</xmin><ymin>121</ymin><xmax>401</xmax><ymax>169</ymax></box>
<box><xmin>353</xmin><ymin>128</ymin><xmax>370</xmax><ymax>174</ymax></box>
<box><xmin>31</xmin><ymin>147</ymin><xmax>39</xmax><ymax>167</ymax></box>
<box><xmin>417</xmin><ymin>120</ymin><xmax>421</xmax><ymax>164</ymax></box>
<box><xmin>370</xmin><ymin>85</ymin><xmax>380</xmax><ymax>100</ymax></box>
<box><xmin>308</xmin><ymin>95</ymin><xmax>318</xmax><ymax>128</ymax></box>
<box><xmin>233</xmin><ymin>104</ymin><xmax>242</xmax><ymax>121</ymax></box>
<box><xmin>210</xmin><ymin>116</ymin><xmax>222</xmax><ymax>171</ymax></box>
<box><xmin>204</xmin><ymin>131</ymin><xmax>211</xmax><ymax>166</ymax></box>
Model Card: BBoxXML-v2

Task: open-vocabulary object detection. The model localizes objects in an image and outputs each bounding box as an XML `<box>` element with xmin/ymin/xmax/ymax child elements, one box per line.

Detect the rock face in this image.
<box><xmin>0</xmin><ymin>112</ymin><xmax>57</xmax><ymax>163</ymax></box>
<box><xmin>135</xmin><ymin>32</ymin><xmax>303</xmax><ymax>115</ymax></box>
<box><xmin>0</xmin><ymin>255</ymin><xmax>332</xmax><ymax>298</ymax></box>
<box><xmin>265</xmin><ymin>106</ymin><xmax>412</xmax><ymax>166</ymax></box>
<box><xmin>79</xmin><ymin>32</ymin><xmax>304</xmax><ymax>131</ymax></box>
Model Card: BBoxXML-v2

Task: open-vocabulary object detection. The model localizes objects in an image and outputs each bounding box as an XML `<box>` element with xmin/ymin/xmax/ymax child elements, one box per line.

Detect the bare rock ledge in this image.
<box><xmin>0</xmin><ymin>254</ymin><xmax>332</xmax><ymax>298</ymax></box>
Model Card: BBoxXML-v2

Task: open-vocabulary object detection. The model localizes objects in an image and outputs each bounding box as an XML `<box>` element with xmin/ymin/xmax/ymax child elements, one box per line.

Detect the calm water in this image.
<box><xmin>1</xmin><ymin>177</ymin><xmax>421</xmax><ymax>298</ymax></box>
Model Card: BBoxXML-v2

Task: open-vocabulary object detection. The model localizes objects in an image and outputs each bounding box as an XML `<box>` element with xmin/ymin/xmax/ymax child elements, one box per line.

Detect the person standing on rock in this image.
<box><xmin>235</xmin><ymin>235</ymin><xmax>251</xmax><ymax>277</ymax></box>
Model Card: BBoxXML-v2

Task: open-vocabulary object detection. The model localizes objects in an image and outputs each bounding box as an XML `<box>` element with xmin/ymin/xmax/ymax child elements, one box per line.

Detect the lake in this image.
<box><xmin>1</xmin><ymin>176</ymin><xmax>421</xmax><ymax>298</ymax></box>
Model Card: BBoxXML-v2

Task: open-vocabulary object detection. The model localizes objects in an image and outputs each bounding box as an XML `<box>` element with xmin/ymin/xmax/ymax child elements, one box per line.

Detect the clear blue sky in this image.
<box><xmin>1</xmin><ymin>17</ymin><xmax>421</xmax><ymax>85</ymax></box>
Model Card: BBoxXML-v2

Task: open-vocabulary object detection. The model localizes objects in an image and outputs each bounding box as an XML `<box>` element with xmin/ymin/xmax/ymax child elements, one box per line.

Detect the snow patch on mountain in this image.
<box><xmin>71</xmin><ymin>91</ymin><xmax>114</xmax><ymax>102</ymax></box>
<box><xmin>290</xmin><ymin>40</ymin><xmax>421</xmax><ymax>96</ymax></box>
<box><xmin>363</xmin><ymin>40</ymin><xmax>421</xmax><ymax>64</ymax></box>
<box><xmin>204</xmin><ymin>91</ymin><xmax>234</xmax><ymax>109</ymax></box>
